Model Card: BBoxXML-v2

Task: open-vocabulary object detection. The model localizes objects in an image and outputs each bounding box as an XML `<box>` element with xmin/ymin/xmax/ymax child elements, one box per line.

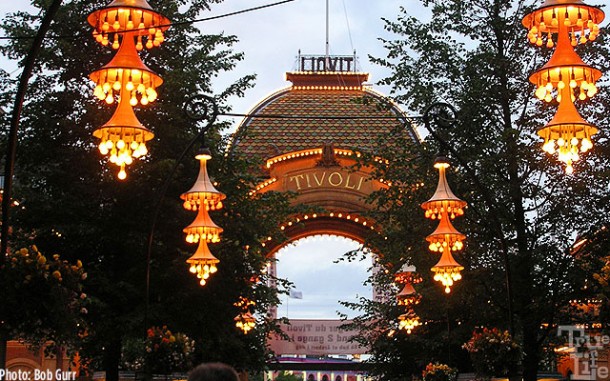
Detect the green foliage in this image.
<box><xmin>347</xmin><ymin>1</ymin><xmax>610</xmax><ymax>380</ymax></box>
<box><xmin>0</xmin><ymin>0</ymin><xmax>294</xmax><ymax>377</ymax></box>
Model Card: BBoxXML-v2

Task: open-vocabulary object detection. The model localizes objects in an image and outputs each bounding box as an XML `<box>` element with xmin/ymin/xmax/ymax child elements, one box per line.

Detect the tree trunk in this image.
<box><xmin>104</xmin><ymin>337</ymin><xmax>122</xmax><ymax>381</ymax></box>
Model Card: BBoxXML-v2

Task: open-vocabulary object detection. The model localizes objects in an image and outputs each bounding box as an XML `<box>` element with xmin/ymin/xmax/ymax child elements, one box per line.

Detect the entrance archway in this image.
<box><xmin>230</xmin><ymin>62</ymin><xmax>415</xmax><ymax>361</ymax></box>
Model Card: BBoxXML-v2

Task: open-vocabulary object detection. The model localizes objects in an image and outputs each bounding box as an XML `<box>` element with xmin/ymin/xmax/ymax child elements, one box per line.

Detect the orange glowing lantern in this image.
<box><xmin>431</xmin><ymin>246</ymin><xmax>464</xmax><ymax>294</ymax></box>
<box><xmin>422</xmin><ymin>155</ymin><xmax>466</xmax><ymax>293</ymax></box>
<box><xmin>523</xmin><ymin>0</ymin><xmax>604</xmax><ymax>173</ymax></box>
<box><xmin>88</xmin><ymin>0</ymin><xmax>170</xmax><ymax>51</ymax></box>
<box><xmin>234</xmin><ymin>297</ymin><xmax>256</xmax><ymax>334</ymax></box>
<box><xmin>90</xmin><ymin>34</ymin><xmax>162</xmax><ymax>106</ymax></box>
<box><xmin>88</xmin><ymin>0</ymin><xmax>169</xmax><ymax>179</ymax></box>
<box><xmin>181</xmin><ymin>149</ymin><xmax>226</xmax><ymax>285</ymax></box>
<box><xmin>187</xmin><ymin>239</ymin><xmax>219</xmax><ymax>286</ymax></box>
<box><xmin>93</xmin><ymin>91</ymin><xmax>153</xmax><ymax>179</ymax></box>
<box><xmin>421</xmin><ymin>157</ymin><xmax>466</xmax><ymax>220</ymax></box>
<box><xmin>398</xmin><ymin>313</ymin><xmax>420</xmax><ymax>334</ymax></box>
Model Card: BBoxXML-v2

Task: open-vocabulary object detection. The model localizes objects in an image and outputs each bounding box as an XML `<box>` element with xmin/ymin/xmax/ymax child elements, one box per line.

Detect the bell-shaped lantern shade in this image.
<box><xmin>529</xmin><ymin>21</ymin><xmax>601</xmax><ymax>103</ymax></box>
<box><xmin>397</xmin><ymin>283</ymin><xmax>421</xmax><ymax>306</ymax></box>
<box><xmin>431</xmin><ymin>246</ymin><xmax>464</xmax><ymax>294</ymax></box>
<box><xmin>90</xmin><ymin>34</ymin><xmax>162</xmax><ymax>106</ymax></box>
<box><xmin>183</xmin><ymin>206</ymin><xmax>223</xmax><ymax>244</ymax></box>
<box><xmin>538</xmin><ymin>85</ymin><xmax>597</xmax><ymax>174</ymax></box>
<box><xmin>181</xmin><ymin>151</ymin><xmax>226</xmax><ymax>212</ymax></box>
<box><xmin>425</xmin><ymin>212</ymin><xmax>466</xmax><ymax>253</ymax></box>
<box><xmin>421</xmin><ymin>158</ymin><xmax>466</xmax><ymax>220</ymax></box>
<box><xmin>398</xmin><ymin>313</ymin><xmax>420</xmax><ymax>334</ymax></box>
<box><xmin>522</xmin><ymin>0</ymin><xmax>604</xmax><ymax>47</ymax></box>
<box><xmin>234</xmin><ymin>312</ymin><xmax>256</xmax><ymax>334</ymax></box>
<box><xmin>93</xmin><ymin>92</ymin><xmax>153</xmax><ymax>180</ymax></box>
<box><xmin>186</xmin><ymin>239</ymin><xmax>219</xmax><ymax>286</ymax></box>
<box><xmin>88</xmin><ymin>0</ymin><xmax>170</xmax><ymax>51</ymax></box>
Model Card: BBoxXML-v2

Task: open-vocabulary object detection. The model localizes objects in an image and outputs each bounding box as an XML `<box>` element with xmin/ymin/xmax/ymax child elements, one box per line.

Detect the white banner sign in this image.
<box><xmin>268</xmin><ymin>319</ymin><xmax>368</xmax><ymax>355</ymax></box>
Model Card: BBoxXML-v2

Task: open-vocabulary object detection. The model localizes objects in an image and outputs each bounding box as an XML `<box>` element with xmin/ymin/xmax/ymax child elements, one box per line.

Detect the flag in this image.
<box><xmin>289</xmin><ymin>290</ymin><xmax>303</xmax><ymax>299</ymax></box>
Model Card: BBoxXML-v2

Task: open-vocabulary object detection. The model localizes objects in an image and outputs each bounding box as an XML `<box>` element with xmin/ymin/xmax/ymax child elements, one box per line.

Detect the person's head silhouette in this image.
<box><xmin>188</xmin><ymin>363</ymin><xmax>239</xmax><ymax>381</ymax></box>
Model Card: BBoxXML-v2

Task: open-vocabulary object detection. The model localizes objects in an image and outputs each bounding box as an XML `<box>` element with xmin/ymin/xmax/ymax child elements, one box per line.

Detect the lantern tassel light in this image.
<box><xmin>421</xmin><ymin>156</ymin><xmax>466</xmax><ymax>293</ymax></box>
<box><xmin>523</xmin><ymin>0</ymin><xmax>604</xmax><ymax>173</ymax></box>
<box><xmin>181</xmin><ymin>148</ymin><xmax>226</xmax><ymax>285</ymax></box>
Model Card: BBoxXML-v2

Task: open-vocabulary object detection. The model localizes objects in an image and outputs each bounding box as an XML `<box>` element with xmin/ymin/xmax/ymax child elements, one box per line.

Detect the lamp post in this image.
<box><xmin>419</xmin><ymin>102</ymin><xmax>514</xmax><ymax>333</ymax></box>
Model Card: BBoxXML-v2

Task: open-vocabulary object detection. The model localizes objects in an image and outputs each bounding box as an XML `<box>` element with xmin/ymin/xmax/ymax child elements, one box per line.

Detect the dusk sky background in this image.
<box><xmin>0</xmin><ymin>0</ymin><xmax>431</xmax><ymax>319</ymax></box>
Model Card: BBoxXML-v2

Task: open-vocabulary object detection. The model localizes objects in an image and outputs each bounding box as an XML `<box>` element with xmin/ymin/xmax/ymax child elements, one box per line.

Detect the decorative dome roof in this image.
<box><xmin>230</xmin><ymin>71</ymin><xmax>417</xmax><ymax>159</ymax></box>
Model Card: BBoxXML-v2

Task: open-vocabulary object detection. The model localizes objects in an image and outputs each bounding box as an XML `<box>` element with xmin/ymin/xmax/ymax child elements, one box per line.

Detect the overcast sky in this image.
<box><xmin>0</xmin><ymin>0</ymin><xmax>425</xmax><ymax>319</ymax></box>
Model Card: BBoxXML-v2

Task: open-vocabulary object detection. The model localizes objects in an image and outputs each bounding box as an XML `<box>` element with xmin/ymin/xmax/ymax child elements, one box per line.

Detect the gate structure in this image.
<box><xmin>229</xmin><ymin>55</ymin><xmax>417</xmax><ymax>378</ymax></box>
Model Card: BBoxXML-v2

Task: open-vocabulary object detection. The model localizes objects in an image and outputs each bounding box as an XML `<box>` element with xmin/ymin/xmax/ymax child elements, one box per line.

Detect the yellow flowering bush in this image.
<box><xmin>3</xmin><ymin>245</ymin><xmax>87</xmax><ymax>347</ymax></box>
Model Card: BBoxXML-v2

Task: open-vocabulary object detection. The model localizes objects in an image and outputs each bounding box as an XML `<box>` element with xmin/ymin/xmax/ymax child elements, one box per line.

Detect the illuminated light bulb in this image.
<box><xmin>127</xmin><ymin>20</ymin><xmax>134</xmax><ymax>30</ymax></box>
<box><xmin>557</xmin><ymin>81</ymin><xmax>565</xmax><ymax>90</ymax></box>
<box><xmin>138</xmin><ymin>142</ymin><xmax>147</xmax><ymax>155</ymax></box>
<box><xmin>118</xmin><ymin>168</ymin><xmax>127</xmax><ymax>180</ymax></box>
<box><xmin>130</xmin><ymin>140</ymin><xmax>139</xmax><ymax>150</ymax></box>
<box><xmin>535</xmin><ymin>87</ymin><xmax>546</xmax><ymax>100</ymax></box>
<box><xmin>578</xmin><ymin>91</ymin><xmax>586</xmax><ymax>101</ymax></box>
<box><xmin>99</xmin><ymin>143</ymin><xmax>109</xmax><ymax>155</ymax></box>
<box><xmin>113</xmin><ymin>20</ymin><xmax>120</xmax><ymax>30</ymax></box>
<box><xmin>546</xmin><ymin>39</ymin><xmax>554</xmax><ymax>48</ymax></box>
<box><xmin>557</xmin><ymin>138</ymin><xmax>565</xmax><ymax>147</ymax></box>
<box><xmin>571</xmin><ymin>137</ymin><xmax>579</xmax><ymax>146</ymax></box>
<box><xmin>556</xmin><ymin>93</ymin><xmax>562</xmax><ymax>103</ymax></box>
<box><xmin>130</xmin><ymin>95</ymin><xmax>137</xmax><ymax>106</ymax></box>
<box><xmin>105</xmin><ymin>140</ymin><xmax>114</xmax><ymax>150</ymax></box>
<box><xmin>102</xmin><ymin>82</ymin><xmax>111</xmax><ymax>93</ymax></box>
<box><xmin>140</xmin><ymin>96</ymin><xmax>149</xmax><ymax>106</ymax></box>
<box><xmin>105</xmin><ymin>94</ymin><xmax>114</xmax><ymax>104</ymax></box>
<box><xmin>566</xmin><ymin>164</ymin><xmax>574</xmax><ymax>175</ymax></box>
<box><xmin>137</xmin><ymin>83</ymin><xmax>145</xmax><ymax>93</ymax></box>
<box><xmin>112</xmin><ymin>38</ymin><xmax>119</xmax><ymax>50</ymax></box>
<box><xmin>146</xmin><ymin>40</ymin><xmax>153</xmax><ymax>49</ymax></box>
<box><xmin>126</xmin><ymin>81</ymin><xmax>134</xmax><ymax>92</ymax></box>
<box><xmin>199</xmin><ymin>279</ymin><xmax>206</xmax><ymax>286</ymax></box>
<box><xmin>189</xmin><ymin>265</ymin><xmax>196</xmax><ymax>274</ymax></box>
<box><xmin>112</xmin><ymin>81</ymin><xmax>121</xmax><ymax>91</ymax></box>
<box><xmin>544</xmin><ymin>93</ymin><xmax>552</xmax><ymax>103</ymax></box>
<box><xmin>545</xmin><ymin>82</ymin><xmax>553</xmax><ymax>92</ymax></box>
<box><xmin>124</xmin><ymin>156</ymin><xmax>133</xmax><ymax>165</ymax></box>
<box><xmin>116</xmin><ymin>139</ymin><xmax>125</xmax><ymax>150</ymax></box>
<box><xmin>102</xmin><ymin>21</ymin><xmax>109</xmax><ymax>32</ymax></box>
<box><xmin>570</xmin><ymin>79</ymin><xmax>577</xmax><ymax>88</ymax></box>
<box><xmin>536</xmin><ymin>38</ymin><xmax>543</xmax><ymax>46</ymax></box>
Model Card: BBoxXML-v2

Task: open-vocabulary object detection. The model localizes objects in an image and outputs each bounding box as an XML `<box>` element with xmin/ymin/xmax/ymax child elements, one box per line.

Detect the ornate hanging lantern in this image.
<box><xmin>394</xmin><ymin>265</ymin><xmax>421</xmax><ymax>306</ymax></box>
<box><xmin>93</xmin><ymin>92</ymin><xmax>153</xmax><ymax>179</ymax></box>
<box><xmin>181</xmin><ymin>149</ymin><xmax>225</xmax><ymax>285</ymax></box>
<box><xmin>187</xmin><ymin>239</ymin><xmax>219</xmax><ymax>286</ymax></box>
<box><xmin>523</xmin><ymin>0</ymin><xmax>604</xmax><ymax>173</ymax></box>
<box><xmin>431</xmin><ymin>246</ymin><xmax>464</xmax><ymax>294</ymax></box>
<box><xmin>422</xmin><ymin>156</ymin><xmax>466</xmax><ymax>293</ymax></box>
<box><xmin>421</xmin><ymin>157</ymin><xmax>466</xmax><ymax>220</ymax></box>
<box><xmin>88</xmin><ymin>0</ymin><xmax>170</xmax><ymax>51</ymax></box>
<box><xmin>398</xmin><ymin>313</ymin><xmax>420</xmax><ymax>334</ymax></box>
<box><xmin>87</xmin><ymin>0</ymin><xmax>169</xmax><ymax>179</ymax></box>
<box><xmin>425</xmin><ymin>212</ymin><xmax>465</xmax><ymax>253</ymax></box>
<box><xmin>90</xmin><ymin>34</ymin><xmax>162</xmax><ymax>106</ymax></box>
<box><xmin>234</xmin><ymin>296</ymin><xmax>256</xmax><ymax>334</ymax></box>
